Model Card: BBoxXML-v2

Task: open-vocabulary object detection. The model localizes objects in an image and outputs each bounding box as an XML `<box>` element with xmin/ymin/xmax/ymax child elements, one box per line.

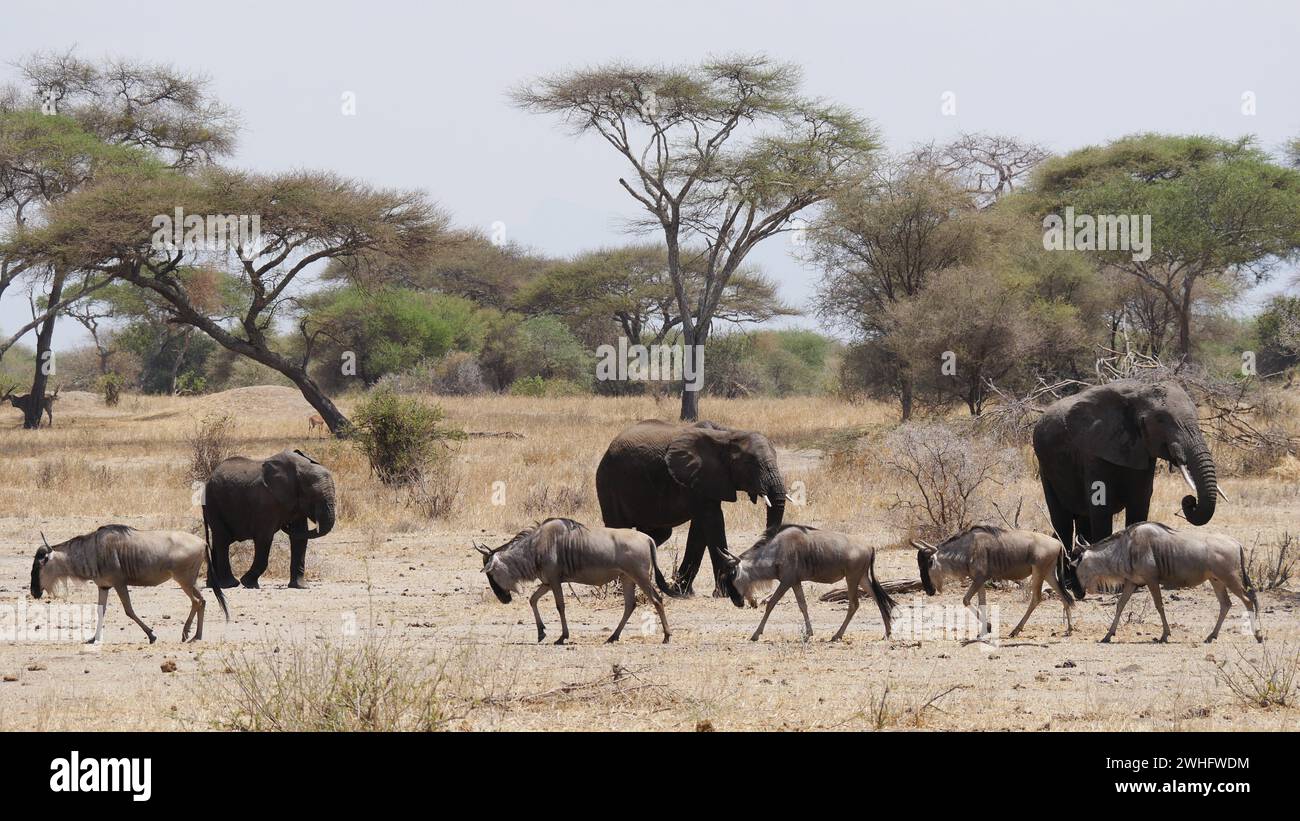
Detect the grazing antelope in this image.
<box><xmin>307</xmin><ymin>413</ymin><xmax>325</xmax><ymax>436</ymax></box>
<box><xmin>474</xmin><ymin>518</ymin><xmax>672</xmax><ymax>644</ymax></box>
<box><xmin>30</xmin><ymin>525</ymin><xmax>229</xmax><ymax>644</ymax></box>
<box><xmin>1064</xmin><ymin>522</ymin><xmax>1263</xmax><ymax>644</ymax></box>
<box><xmin>914</xmin><ymin>525</ymin><xmax>1074</xmax><ymax>638</ymax></box>
<box><xmin>2</xmin><ymin>386</ymin><xmax>58</xmax><ymax>427</ymax></box>
<box><xmin>719</xmin><ymin>524</ymin><xmax>896</xmax><ymax>642</ymax></box>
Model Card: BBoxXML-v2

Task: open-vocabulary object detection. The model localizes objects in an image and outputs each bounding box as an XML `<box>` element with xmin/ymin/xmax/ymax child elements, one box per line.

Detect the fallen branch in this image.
<box><xmin>820</xmin><ymin>578</ymin><xmax>925</xmax><ymax>602</ymax></box>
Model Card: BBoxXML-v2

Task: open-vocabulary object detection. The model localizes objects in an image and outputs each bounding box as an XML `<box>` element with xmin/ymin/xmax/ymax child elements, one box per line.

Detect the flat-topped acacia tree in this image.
<box><xmin>513</xmin><ymin>54</ymin><xmax>879</xmax><ymax>420</ymax></box>
<box><xmin>14</xmin><ymin>164</ymin><xmax>447</xmax><ymax>434</ymax></box>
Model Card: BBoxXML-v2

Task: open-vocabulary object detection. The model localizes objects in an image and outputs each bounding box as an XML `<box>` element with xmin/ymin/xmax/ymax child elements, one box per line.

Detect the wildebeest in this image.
<box><xmin>718</xmin><ymin>524</ymin><xmax>896</xmax><ymax>642</ymax></box>
<box><xmin>1064</xmin><ymin>521</ymin><xmax>1263</xmax><ymax>644</ymax></box>
<box><xmin>30</xmin><ymin>525</ymin><xmax>229</xmax><ymax>644</ymax></box>
<box><xmin>474</xmin><ymin>518</ymin><xmax>671</xmax><ymax>644</ymax></box>
<box><xmin>914</xmin><ymin>524</ymin><xmax>1074</xmax><ymax>638</ymax></box>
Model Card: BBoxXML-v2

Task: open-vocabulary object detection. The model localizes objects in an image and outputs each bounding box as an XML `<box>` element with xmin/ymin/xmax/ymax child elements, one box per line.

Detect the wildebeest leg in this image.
<box><xmin>551</xmin><ymin>583</ymin><xmax>570</xmax><ymax>645</ymax></box>
<box><xmin>1221</xmin><ymin>574</ymin><xmax>1263</xmax><ymax>642</ymax></box>
<box><xmin>87</xmin><ymin>586</ymin><xmax>109</xmax><ymax>644</ymax></box>
<box><xmin>1101</xmin><ymin>582</ymin><xmax>1137</xmax><ymax>643</ymax></box>
<box><xmin>1009</xmin><ymin>569</ymin><xmax>1044</xmax><ymax>638</ymax></box>
<box><xmin>240</xmin><ymin>535</ymin><xmax>273</xmax><ymax>588</ymax></box>
<box><xmin>177</xmin><ymin>577</ymin><xmax>205</xmax><ymax>642</ymax></box>
<box><xmin>528</xmin><ymin>585</ymin><xmax>548</xmax><ymax>642</ymax></box>
<box><xmin>287</xmin><ymin>532</ymin><xmax>309</xmax><ymax>589</ymax></box>
<box><xmin>642</xmin><ymin>581</ymin><xmax>670</xmax><ymax>644</ymax></box>
<box><xmin>607</xmin><ymin>574</ymin><xmax>637</xmax><ymax>644</ymax></box>
<box><xmin>1147</xmin><ymin>583</ymin><xmax>1170</xmax><ymax>643</ymax></box>
<box><xmin>1044</xmin><ymin>566</ymin><xmax>1073</xmax><ymax>635</ymax></box>
<box><xmin>751</xmin><ymin>581</ymin><xmax>790</xmax><ymax>641</ymax></box>
<box><xmin>831</xmin><ymin>571</ymin><xmax>860</xmax><ymax>642</ymax></box>
<box><xmin>792</xmin><ymin>582</ymin><xmax>813</xmax><ymax>639</ymax></box>
<box><xmin>1205</xmin><ymin>580</ymin><xmax>1231</xmax><ymax>643</ymax></box>
<box><xmin>961</xmin><ymin>577</ymin><xmax>988</xmax><ymax>638</ymax></box>
<box><xmin>114</xmin><ymin>583</ymin><xmax>156</xmax><ymax>644</ymax></box>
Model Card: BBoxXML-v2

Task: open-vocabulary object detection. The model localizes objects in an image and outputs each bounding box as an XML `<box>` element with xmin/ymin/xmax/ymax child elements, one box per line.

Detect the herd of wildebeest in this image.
<box><xmin>26</xmin><ymin>379</ymin><xmax>1266</xmax><ymax>647</ymax></box>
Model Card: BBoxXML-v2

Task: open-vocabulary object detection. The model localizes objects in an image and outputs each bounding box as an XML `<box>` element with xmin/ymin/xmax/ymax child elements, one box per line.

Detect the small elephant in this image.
<box><xmin>595</xmin><ymin>419</ymin><xmax>786</xmax><ymax>595</ymax></box>
<box><xmin>203</xmin><ymin>449</ymin><xmax>337</xmax><ymax>590</ymax></box>
<box><xmin>1033</xmin><ymin>379</ymin><xmax>1218</xmax><ymax>552</ymax></box>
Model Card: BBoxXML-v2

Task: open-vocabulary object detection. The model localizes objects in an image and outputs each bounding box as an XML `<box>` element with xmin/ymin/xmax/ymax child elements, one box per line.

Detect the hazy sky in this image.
<box><xmin>3</xmin><ymin>0</ymin><xmax>1298</xmax><ymax>350</ymax></box>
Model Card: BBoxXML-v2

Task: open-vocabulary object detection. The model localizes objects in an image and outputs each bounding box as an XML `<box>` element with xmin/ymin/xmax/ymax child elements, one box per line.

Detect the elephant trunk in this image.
<box><xmin>1181</xmin><ymin>445</ymin><xmax>1217</xmax><ymax>527</ymax></box>
<box><xmin>308</xmin><ymin>498</ymin><xmax>336</xmax><ymax>539</ymax></box>
<box><xmin>760</xmin><ymin>463</ymin><xmax>786</xmax><ymax>534</ymax></box>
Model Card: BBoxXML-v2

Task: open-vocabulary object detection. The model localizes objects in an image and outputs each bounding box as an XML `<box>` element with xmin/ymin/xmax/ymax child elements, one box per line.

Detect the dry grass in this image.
<box><xmin>0</xmin><ymin>387</ymin><xmax>1297</xmax><ymax>731</ymax></box>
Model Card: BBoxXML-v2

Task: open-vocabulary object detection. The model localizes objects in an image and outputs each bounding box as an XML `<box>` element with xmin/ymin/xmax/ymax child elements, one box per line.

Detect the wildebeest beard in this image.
<box><xmin>486</xmin><ymin>570</ymin><xmax>512</xmax><ymax>604</ymax></box>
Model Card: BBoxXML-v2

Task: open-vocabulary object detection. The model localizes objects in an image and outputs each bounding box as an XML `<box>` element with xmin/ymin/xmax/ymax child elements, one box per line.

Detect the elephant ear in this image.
<box><xmin>262</xmin><ymin>452</ymin><xmax>300</xmax><ymax>509</ymax></box>
<box><xmin>665</xmin><ymin>428</ymin><xmax>737</xmax><ymax>502</ymax></box>
<box><xmin>1064</xmin><ymin>388</ymin><xmax>1150</xmax><ymax>470</ymax></box>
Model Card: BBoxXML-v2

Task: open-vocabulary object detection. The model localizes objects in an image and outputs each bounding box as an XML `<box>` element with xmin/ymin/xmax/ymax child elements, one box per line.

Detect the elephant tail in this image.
<box><xmin>202</xmin><ymin>505</ymin><xmax>230</xmax><ymax>621</ymax></box>
<box><xmin>649</xmin><ymin>540</ymin><xmax>681</xmax><ymax>598</ymax></box>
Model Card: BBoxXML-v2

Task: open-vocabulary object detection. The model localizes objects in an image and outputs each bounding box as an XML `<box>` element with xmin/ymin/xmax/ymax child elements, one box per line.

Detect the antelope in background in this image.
<box><xmin>2</xmin><ymin>385</ymin><xmax>59</xmax><ymax>427</ymax></box>
<box><xmin>1064</xmin><ymin>522</ymin><xmax>1263</xmax><ymax>644</ymax></box>
<box><xmin>914</xmin><ymin>525</ymin><xmax>1074</xmax><ymax>638</ymax></box>
<box><xmin>307</xmin><ymin>413</ymin><xmax>326</xmax><ymax>436</ymax></box>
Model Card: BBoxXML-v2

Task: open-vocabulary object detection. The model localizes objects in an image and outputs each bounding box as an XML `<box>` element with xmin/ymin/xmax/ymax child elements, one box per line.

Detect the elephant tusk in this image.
<box><xmin>759</xmin><ymin>494</ymin><xmax>771</xmax><ymax>508</ymax></box>
<box><xmin>1178</xmin><ymin>463</ymin><xmax>1198</xmax><ymax>496</ymax></box>
<box><xmin>1217</xmin><ymin>485</ymin><xmax>1230</xmax><ymax>502</ymax></box>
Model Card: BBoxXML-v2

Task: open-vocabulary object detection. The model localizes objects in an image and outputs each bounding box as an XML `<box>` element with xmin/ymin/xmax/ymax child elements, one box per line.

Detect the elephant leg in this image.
<box><xmin>1042</xmin><ymin>479</ymin><xmax>1074</xmax><ymax>550</ymax></box>
<box><xmin>1125</xmin><ymin>469</ymin><xmax>1153</xmax><ymax>526</ymax></box>
<box><xmin>287</xmin><ymin>534</ymin><xmax>309</xmax><ymax>589</ymax></box>
<box><xmin>240</xmin><ymin>535</ymin><xmax>273</xmax><ymax>588</ymax></box>
<box><xmin>672</xmin><ymin>518</ymin><xmax>710</xmax><ymax>596</ymax></box>
<box><xmin>700</xmin><ymin>506</ymin><xmax>733</xmax><ymax>597</ymax></box>
<box><xmin>207</xmin><ymin>528</ymin><xmax>240</xmax><ymax>590</ymax></box>
<box><xmin>1086</xmin><ymin>475</ymin><xmax>1115</xmax><ymax>541</ymax></box>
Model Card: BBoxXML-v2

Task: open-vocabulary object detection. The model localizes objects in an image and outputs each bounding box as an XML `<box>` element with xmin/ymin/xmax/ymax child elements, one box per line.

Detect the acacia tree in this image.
<box><xmin>14</xmin><ymin>165</ymin><xmax>447</xmax><ymax>433</ymax></box>
<box><xmin>515</xmin><ymin>243</ymin><xmax>796</xmax><ymax>347</ymax></box>
<box><xmin>809</xmin><ymin>159</ymin><xmax>979</xmax><ymax>418</ymax></box>
<box><xmin>513</xmin><ymin>55</ymin><xmax>878</xmax><ymax>419</ymax></box>
<box><xmin>1031</xmin><ymin>134</ymin><xmax>1300</xmax><ymax>359</ymax></box>
<box><xmin>0</xmin><ymin>51</ymin><xmax>236</xmax><ymax>427</ymax></box>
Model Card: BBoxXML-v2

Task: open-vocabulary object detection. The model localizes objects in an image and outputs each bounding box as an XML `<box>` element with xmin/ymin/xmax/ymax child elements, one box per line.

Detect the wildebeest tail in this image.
<box><xmin>649</xmin><ymin>540</ymin><xmax>681</xmax><ymax>598</ymax></box>
<box><xmin>1239</xmin><ymin>543</ymin><xmax>1259</xmax><ymax>611</ymax></box>
<box><xmin>201</xmin><ymin>505</ymin><xmax>230</xmax><ymax>621</ymax></box>
<box><xmin>867</xmin><ymin>559</ymin><xmax>897</xmax><ymax>624</ymax></box>
<box><xmin>1054</xmin><ymin>549</ymin><xmax>1075</xmax><ymax>603</ymax></box>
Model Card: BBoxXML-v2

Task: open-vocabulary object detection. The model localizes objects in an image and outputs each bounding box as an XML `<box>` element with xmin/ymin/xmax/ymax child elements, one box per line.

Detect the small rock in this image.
<box><xmin>1055</xmin><ymin>660</ymin><xmax>1077</xmax><ymax>669</ymax></box>
<box><xmin>2</xmin><ymin>674</ymin><xmax>17</xmax><ymax>682</ymax></box>
<box><xmin>695</xmin><ymin>719</ymin><xmax>715</xmax><ymax>732</ymax></box>
<box><xmin>1119</xmin><ymin>663</ymin><xmax>1141</xmax><ymax>673</ymax></box>
<box><xmin>160</xmin><ymin>659</ymin><xmax>177</xmax><ymax>673</ymax></box>
<box><xmin>26</xmin><ymin>663</ymin><xmax>47</xmax><ymax>672</ymax></box>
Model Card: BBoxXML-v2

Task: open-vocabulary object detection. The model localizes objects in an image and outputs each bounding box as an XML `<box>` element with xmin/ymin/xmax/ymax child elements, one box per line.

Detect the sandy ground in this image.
<box><xmin>0</xmin><ymin>389</ymin><xmax>1296</xmax><ymax>731</ymax></box>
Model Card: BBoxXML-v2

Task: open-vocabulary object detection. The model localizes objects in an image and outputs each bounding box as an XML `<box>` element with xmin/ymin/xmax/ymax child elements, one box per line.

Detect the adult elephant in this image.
<box><xmin>203</xmin><ymin>449</ymin><xmax>337</xmax><ymax>590</ymax></box>
<box><xmin>596</xmin><ymin>420</ymin><xmax>786</xmax><ymax>595</ymax></box>
<box><xmin>1033</xmin><ymin>380</ymin><xmax>1218</xmax><ymax>551</ymax></box>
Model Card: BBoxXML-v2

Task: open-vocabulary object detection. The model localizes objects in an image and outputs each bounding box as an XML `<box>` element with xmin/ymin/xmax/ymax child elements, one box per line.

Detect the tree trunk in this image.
<box><xmin>899</xmin><ymin>377</ymin><xmax>914</xmax><ymax>422</ymax></box>
<box><xmin>679</xmin><ymin>321</ymin><xmax>708</xmax><ymax>421</ymax></box>
<box><xmin>25</xmin><ymin>268</ymin><xmax>65</xmax><ymax>429</ymax></box>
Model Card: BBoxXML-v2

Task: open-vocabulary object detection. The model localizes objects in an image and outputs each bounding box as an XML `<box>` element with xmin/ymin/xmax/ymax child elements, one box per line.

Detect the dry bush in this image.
<box><xmin>522</xmin><ymin>483</ymin><xmax>588</xmax><ymax>517</ymax></box>
<box><xmin>1246</xmin><ymin>532</ymin><xmax>1297</xmax><ymax>592</ymax></box>
<box><xmin>207</xmin><ymin>630</ymin><xmax>464</xmax><ymax>731</ymax></box>
<box><xmin>186</xmin><ymin>413</ymin><xmax>236</xmax><ymax>484</ymax></box>
<box><xmin>1211</xmin><ymin>642</ymin><xmax>1300</xmax><ymax>709</ymax></box>
<box><xmin>882</xmin><ymin>422</ymin><xmax>1016</xmax><ymax>542</ymax></box>
<box><xmin>351</xmin><ymin>388</ymin><xmax>462</xmax><ymax>486</ymax></box>
<box><xmin>407</xmin><ymin>456</ymin><xmax>461</xmax><ymax>520</ymax></box>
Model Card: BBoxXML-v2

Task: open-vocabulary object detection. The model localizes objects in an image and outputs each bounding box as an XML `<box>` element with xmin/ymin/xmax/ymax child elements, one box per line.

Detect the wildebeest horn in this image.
<box><xmin>472</xmin><ymin>542</ymin><xmax>490</xmax><ymax>556</ymax></box>
<box><xmin>910</xmin><ymin>539</ymin><xmax>935</xmax><ymax>551</ymax></box>
<box><xmin>40</xmin><ymin>532</ymin><xmax>51</xmax><ymax>550</ymax></box>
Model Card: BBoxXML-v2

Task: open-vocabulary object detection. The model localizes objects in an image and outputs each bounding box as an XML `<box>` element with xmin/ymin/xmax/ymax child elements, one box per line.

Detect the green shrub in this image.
<box><xmin>351</xmin><ymin>388</ymin><xmax>463</xmax><ymax>485</ymax></box>
<box><xmin>98</xmin><ymin>372</ymin><xmax>126</xmax><ymax>406</ymax></box>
